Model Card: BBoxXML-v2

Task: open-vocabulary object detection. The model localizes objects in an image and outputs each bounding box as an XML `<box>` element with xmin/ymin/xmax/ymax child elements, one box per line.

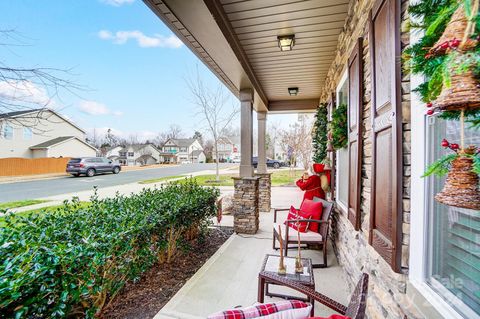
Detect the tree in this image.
<box><xmin>136</xmin><ymin>147</ymin><xmax>153</xmax><ymax>166</ymax></box>
<box><xmin>267</xmin><ymin>121</ymin><xmax>281</xmax><ymax>159</ymax></box>
<box><xmin>192</xmin><ymin>130</ymin><xmax>204</xmax><ymax>146</ymax></box>
<box><xmin>279</xmin><ymin>115</ymin><xmax>313</xmax><ymax>170</ymax></box>
<box><xmin>0</xmin><ymin>30</ymin><xmax>81</xmax><ymax>133</ymax></box>
<box><xmin>166</xmin><ymin>124</ymin><xmax>183</xmax><ymax>140</ymax></box>
<box><xmin>186</xmin><ymin>67</ymin><xmax>239</xmax><ymax>181</ymax></box>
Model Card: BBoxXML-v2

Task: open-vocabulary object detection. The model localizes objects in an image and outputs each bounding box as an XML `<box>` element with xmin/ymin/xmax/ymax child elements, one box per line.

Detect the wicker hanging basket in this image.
<box><xmin>432</xmin><ymin>66</ymin><xmax>480</xmax><ymax>111</ymax></box>
<box><xmin>435</xmin><ymin>155</ymin><xmax>480</xmax><ymax>210</ymax></box>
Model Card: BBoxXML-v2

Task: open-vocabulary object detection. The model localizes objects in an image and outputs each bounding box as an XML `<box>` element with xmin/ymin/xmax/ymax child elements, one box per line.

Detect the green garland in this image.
<box><xmin>405</xmin><ymin>0</ymin><xmax>480</xmax><ymax>125</ymax></box>
<box><xmin>331</xmin><ymin>103</ymin><xmax>348</xmax><ymax>150</ymax></box>
<box><xmin>312</xmin><ymin>103</ymin><xmax>328</xmax><ymax>163</ymax></box>
<box><xmin>423</xmin><ymin>152</ymin><xmax>480</xmax><ymax>176</ymax></box>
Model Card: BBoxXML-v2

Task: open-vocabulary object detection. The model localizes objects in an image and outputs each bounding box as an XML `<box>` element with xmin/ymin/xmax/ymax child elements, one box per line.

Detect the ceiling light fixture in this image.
<box><xmin>277</xmin><ymin>34</ymin><xmax>295</xmax><ymax>51</ymax></box>
<box><xmin>288</xmin><ymin>87</ymin><xmax>299</xmax><ymax>96</ymax></box>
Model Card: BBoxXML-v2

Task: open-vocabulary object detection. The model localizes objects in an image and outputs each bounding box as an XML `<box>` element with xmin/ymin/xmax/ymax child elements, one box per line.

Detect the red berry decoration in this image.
<box><xmin>450</xmin><ymin>143</ymin><xmax>459</xmax><ymax>150</ymax></box>
<box><xmin>441</xmin><ymin>139</ymin><xmax>449</xmax><ymax>147</ymax></box>
<box><xmin>450</xmin><ymin>38</ymin><xmax>460</xmax><ymax>48</ymax></box>
<box><xmin>427</xmin><ymin>102</ymin><xmax>433</xmax><ymax>108</ymax></box>
<box><xmin>427</xmin><ymin>109</ymin><xmax>434</xmax><ymax>115</ymax></box>
<box><xmin>440</xmin><ymin>41</ymin><xmax>450</xmax><ymax>49</ymax></box>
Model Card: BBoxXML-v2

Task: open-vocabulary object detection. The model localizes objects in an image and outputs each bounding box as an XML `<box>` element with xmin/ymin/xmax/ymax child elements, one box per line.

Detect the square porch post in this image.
<box><xmin>255</xmin><ymin>111</ymin><xmax>271</xmax><ymax>212</ymax></box>
<box><xmin>233</xmin><ymin>89</ymin><xmax>259</xmax><ymax>234</ymax></box>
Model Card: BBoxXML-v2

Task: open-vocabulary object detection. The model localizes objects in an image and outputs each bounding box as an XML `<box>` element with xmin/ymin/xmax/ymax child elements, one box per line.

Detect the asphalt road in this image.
<box><xmin>0</xmin><ymin>163</ymin><xmax>235</xmax><ymax>203</ymax></box>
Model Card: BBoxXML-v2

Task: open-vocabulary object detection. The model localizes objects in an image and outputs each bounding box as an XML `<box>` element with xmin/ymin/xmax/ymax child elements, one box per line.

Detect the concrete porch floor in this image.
<box><xmin>154</xmin><ymin>186</ymin><xmax>349</xmax><ymax>319</ymax></box>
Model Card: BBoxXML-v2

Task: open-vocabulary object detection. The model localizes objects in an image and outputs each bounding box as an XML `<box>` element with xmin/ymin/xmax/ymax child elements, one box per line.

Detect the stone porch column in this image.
<box><xmin>255</xmin><ymin>172</ymin><xmax>271</xmax><ymax>212</ymax></box>
<box><xmin>233</xmin><ymin>89</ymin><xmax>259</xmax><ymax>234</ymax></box>
<box><xmin>255</xmin><ymin>111</ymin><xmax>271</xmax><ymax>212</ymax></box>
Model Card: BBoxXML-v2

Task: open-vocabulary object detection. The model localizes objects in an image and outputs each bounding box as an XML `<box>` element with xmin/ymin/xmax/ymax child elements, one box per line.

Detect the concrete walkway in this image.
<box><xmin>154</xmin><ymin>186</ymin><xmax>349</xmax><ymax>319</ymax></box>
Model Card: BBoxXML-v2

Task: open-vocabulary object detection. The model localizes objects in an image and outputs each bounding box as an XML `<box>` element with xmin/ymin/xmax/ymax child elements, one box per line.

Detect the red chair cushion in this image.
<box><xmin>300</xmin><ymin>199</ymin><xmax>323</xmax><ymax>233</ymax></box>
<box><xmin>309</xmin><ymin>315</ymin><xmax>351</xmax><ymax>319</ymax></box>
<box><xmin>284</xmin><ymin>206</ymin><xmax>311</xmax><ymax>232</ymax></box>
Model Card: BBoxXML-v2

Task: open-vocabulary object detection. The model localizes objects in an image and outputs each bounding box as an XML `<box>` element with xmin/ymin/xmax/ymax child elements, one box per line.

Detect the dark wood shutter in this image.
<box><xmin>368</xmin><ymin>0</ymin><xmax>403</xmax><ymax>273</ymax></box>
<box><xmin>347</xmin><ymin>38</ymin><xmax>363</xmax><ymax>231</ymax></box>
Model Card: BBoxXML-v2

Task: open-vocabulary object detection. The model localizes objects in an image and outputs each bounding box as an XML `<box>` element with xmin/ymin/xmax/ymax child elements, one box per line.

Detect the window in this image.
<box><xmin>335</xmin><ymin>72</ymin><xmax>349</xmax><ymax>211</ymax></box>
<box><xmin>180</xmin><ymin>147</ymin><xmax>187</xmax><ymax>152</ymax></box>
<box><xmin>128</xmin><ymin>152</ymin><xmax>134</xmax><ymax>157</ymax></box>
<box><xmin>2</xmin><ymin>123</ymin><xmax>13</xmax><ymax>139</ymax></box>
<box><xmin>23</xmin><ymin>127</ymin><xmax>32</xmax><ymax>140</ymax></box>
<box><xmin>119</xmin><ymin>152</ymin><xmax>127</xmax><ymax>157</ymax></box>
<box><xmin>425</xmin><ymin>118</ymin><xmax>480</xmax><ymax>318</ymax></box>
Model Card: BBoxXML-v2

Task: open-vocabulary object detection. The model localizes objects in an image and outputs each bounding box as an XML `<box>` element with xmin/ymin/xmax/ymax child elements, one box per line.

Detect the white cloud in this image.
<box><xmin>86</xmin><ymin>127</ymin><xmax>156</xmax><ymax>142</ymax></box>
<box><xmin>100</xmin><ymin>0</ymin><xmax>134</xmax><ymax>6</ymax></box>
<box><xmin>78</xmin><ymin>101</ymin><xmax>123</xmax><ymax>117</ymax></box>
<box><xmin>0</xmin><ymin>80</ymin><xmax>54</xmax><ymax>108</ymax></box>
<box><xmin>97</xmin><ymin>30</ymin><xmax>183</xmax><ymax>48</ymax></box>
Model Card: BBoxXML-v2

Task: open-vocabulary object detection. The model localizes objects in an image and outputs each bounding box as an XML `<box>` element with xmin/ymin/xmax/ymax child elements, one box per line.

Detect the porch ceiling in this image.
<box><xmin>145</xmin><ymin>0</ymin><xmax>349</xmax><ymax>112</ymax></box>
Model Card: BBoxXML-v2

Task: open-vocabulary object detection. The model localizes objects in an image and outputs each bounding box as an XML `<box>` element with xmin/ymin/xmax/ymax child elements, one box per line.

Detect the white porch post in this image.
<box><xmin>239</xmin><ymin>89</ymin><xmax>254</xmax><ymax>177</ymax></box>
<box><xmin>257</xmin><ymin>111</ymin><xmax>267</xmax><ymax>173</ymax></box>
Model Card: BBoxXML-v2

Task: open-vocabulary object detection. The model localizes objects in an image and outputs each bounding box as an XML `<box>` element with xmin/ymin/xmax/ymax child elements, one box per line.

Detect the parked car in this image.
<box><xmin>252</xmin><ymin>157</ymin><xmax>285</xmax><ymax>169</ymax></box>
<box><xmin>66</xmin><ymin>157</ymin><xmax>121</xmax><ymax>177</ymax></box>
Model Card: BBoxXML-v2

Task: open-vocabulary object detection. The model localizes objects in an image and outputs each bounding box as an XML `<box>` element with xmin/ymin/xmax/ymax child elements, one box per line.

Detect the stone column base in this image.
<box><xmin>233</xmin><ymin>176</ymin><xmax>259</xmax><ymax>234</ymax></box>
<box><xmin>255</xmin><ymin>172</ymin><xmax>271</xmax><ymax>212</ymax></box>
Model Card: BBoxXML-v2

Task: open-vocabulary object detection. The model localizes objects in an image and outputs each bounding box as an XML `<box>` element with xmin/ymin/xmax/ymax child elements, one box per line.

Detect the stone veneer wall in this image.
<box><xmin>319</xmin><ymin>0</ymin><xmax>418</xmax><ymax>318</ymax></box>
<box><xmin>255</xmin><ymin>173</ymin><xmax>272</xmax><ymax>212</ymax></box>
<box><xmin>232</xmin><ymin>177</ymin><xmax>259</xmax><ymax>234</ymax></box>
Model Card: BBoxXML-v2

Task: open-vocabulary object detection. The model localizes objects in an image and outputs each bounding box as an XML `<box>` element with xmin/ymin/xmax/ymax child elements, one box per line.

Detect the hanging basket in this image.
<box><xmin>433</xmin><ymin>67</ymin><xmax>480</xmax><ymax>112</ymax></box>
<box><xmin>435</xmin><ymin>155</ymin><xmax>480</xmax><ymax>210</ymax></box>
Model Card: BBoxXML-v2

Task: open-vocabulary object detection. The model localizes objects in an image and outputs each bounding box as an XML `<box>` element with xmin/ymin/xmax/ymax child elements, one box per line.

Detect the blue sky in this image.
<box><xmin>1</xmin><ymin>0</ymin><xmax>297</xmax><ymax>141</ymax></box>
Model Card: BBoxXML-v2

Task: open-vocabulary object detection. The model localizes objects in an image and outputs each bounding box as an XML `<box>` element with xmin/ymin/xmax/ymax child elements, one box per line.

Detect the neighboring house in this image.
<box><xmin>161</xmin><ymin>138</ymin><xmax>204</xmax><ymax>163</ymax></box>
<box><xmin>105</xmin><ymin>146</ymin><xmax>123</xmax><ymax>163</ymax></box>
<box><xmin>212</xmin><ymin>137</ymin><xmax>238</xmax><ymax>162</ymax></box>
<box><xmin>0</xmin><ymin>108</ymin><xmax>97</xmax><ymax>159</ymax></box>
<box><xmin>117</xmin><ymin>143</ymin><xmax>161</xmax><ymax>166</ymax></box>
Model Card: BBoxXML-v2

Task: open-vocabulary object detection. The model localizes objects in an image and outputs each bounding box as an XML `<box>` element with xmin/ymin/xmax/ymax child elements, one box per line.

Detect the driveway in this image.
<box><xmin>0</xmin><ymin>163</ymin><xmax>235</xmax><ymax>203</ymax></box>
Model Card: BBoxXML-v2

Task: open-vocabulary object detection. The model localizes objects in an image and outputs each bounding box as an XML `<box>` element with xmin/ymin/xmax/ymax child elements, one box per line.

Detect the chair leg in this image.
<box><xmin>285</xmin><ymin>242</ymin><xmax>289</xmax><ymax>257</ymax></box>
<box><xmin>312</xmin><ymin>242</ymin><xmax>328</xmax><ymax>268</ymax></box>
<box><xmin>272</xmin><ymin>232</ymin><xmax>277</xmax><ymax>250</ymax></box>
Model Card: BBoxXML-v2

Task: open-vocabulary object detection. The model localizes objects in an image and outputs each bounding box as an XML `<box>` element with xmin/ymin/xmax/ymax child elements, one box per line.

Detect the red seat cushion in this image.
<box><xmin>284</xmin><ymin>206</ymin><xmax>311</xmax><ymax>232</ymax></box>
<box><xmin>309</xmin><ymin>315</ymin><xmax>351</xmax><ymax>319</ymax></box>
<box><xmin>300</xmin><ymin>199</ymin><xmax>323</xmax><ymax>233</ymax></box>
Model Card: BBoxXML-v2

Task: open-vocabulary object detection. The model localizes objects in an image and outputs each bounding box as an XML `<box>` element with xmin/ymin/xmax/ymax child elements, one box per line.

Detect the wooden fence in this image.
<box><xmin>0</xmin><ymin>157</ymin><xmax>70</xmax><ymax>177</ymax></box>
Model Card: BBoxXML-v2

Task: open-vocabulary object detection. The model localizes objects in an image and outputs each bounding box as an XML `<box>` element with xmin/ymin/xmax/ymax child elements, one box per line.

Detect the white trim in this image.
<box><xmin>335</xmin><ymin>69</ymin><xmax>348</xmax><ymax>211</ymax></box>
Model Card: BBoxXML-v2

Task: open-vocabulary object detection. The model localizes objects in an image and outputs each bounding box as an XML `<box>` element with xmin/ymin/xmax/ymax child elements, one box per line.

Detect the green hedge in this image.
<box><xmin>0</xmin><ymin>180</ymin><xmax>219</xmax><ymax>318</ymax></box>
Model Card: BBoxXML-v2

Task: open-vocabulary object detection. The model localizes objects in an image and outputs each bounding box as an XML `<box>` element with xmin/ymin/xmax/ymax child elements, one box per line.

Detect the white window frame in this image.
<box><xmin>408</xmin><ymin>12</ymin><xmax>472</xmax><ymax>318</ymax></box>
<box><xmin>335</xmin><ymin>69</ymin><xmax>349</xmax><ymax>213</ymax></box>
<box><xmin>23</xmin><ymin>127</ymin><xmax>33</xmax><ymax>140</ymax></box>
<box><xmin>3</xmin><ymin>123</ymin><xmax>14</xmax><ymax>140</ymax></box>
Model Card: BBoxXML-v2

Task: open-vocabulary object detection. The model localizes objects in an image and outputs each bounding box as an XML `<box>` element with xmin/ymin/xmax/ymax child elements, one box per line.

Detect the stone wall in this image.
<box><xmin>232</xmin><ymin>177</ymin><xmax>259</xmax><ymax>234</ymax></box>
<box><xmin>320</xmin><ymin>0</ymin><xmax>418</xmax><ymax>318</ymax></box>
<box><xmin>255</xmin><ymin>173</ymin><xmax>272</xmax><ymax>212</ymax></box>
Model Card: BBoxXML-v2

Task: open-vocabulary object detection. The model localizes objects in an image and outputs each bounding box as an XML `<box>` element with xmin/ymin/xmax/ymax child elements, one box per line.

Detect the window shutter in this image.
<box><xmin>368</xmin><ymin>0</ymin><xmax>403</xmax><ymax>272</ymax></box>
<box><xmin>347</xmin><ymin>38</ymin><xmax>363</xmax><ymax>231</ymax></box>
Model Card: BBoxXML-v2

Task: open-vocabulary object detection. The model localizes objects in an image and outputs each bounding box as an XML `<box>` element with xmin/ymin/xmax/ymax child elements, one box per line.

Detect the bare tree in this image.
<box><xmin>279</xmin><ymin>115</ymin><xmax>313</xmax><ymax>170</ymax></box>
<box><xmin>166</xmin><ymin>124</ymin><xmax>183</xmax><ymax>140</ymax></box>
<box><xmin>0</xmin><ymin>30</ymin><xmax>82</xmax><ymax>134</ymax></box>
<box><xmin>267</xmin><ymin>121</ymin><xmax>281</xmax><ymax>159</ymax></box>
<box><xmin>186</xmin><ymin>67</ymin><xmax>239</xmax><ymax>181</ymax></box>
<box><xmin>136</xmin><ymin>148</ymin><xmax>153</xmax><ymax>166</ymax></box>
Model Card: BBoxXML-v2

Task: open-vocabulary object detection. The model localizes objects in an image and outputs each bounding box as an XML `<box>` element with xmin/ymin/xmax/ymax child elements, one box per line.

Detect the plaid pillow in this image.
<box><xmin>284</xmin><ymin>206</ymin><xmax>311</xmax><ymax>232</ymax></box>
<box><xmin>207</xmin><ymin>300</ymin><xmax>311</xmax><ymax>319</ymax></box>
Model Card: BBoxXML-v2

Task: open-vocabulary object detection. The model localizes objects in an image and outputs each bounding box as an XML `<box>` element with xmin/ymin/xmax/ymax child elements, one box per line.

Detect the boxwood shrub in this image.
<box><xmin>0</xmin><ymin>179</ymin><xmax>219</xmax><ymax>318</ymax></box>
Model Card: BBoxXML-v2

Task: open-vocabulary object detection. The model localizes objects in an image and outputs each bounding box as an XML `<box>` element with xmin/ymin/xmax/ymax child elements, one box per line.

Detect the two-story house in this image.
<box><xmin>0</xmin><ymin>108</ymin><xmax>97</xmax><ymax>159</ymax></box>
<box><xmin>212</xmin><ymin>137</ymin><xmax>238</xmax><ymax>162</ymax></box>
<box><xmin>161</xmin><ymin>138</ymin><xmax>205</xmax><ymax>163</ymax></box>
<box><xmin>117</xmin><ymin>143</ymin><xmax>161</xmax><ymax>166</ymax></box>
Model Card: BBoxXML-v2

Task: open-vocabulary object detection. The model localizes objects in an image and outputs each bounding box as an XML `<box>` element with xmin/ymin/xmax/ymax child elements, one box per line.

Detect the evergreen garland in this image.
<box><xmin>312</xmin><ymin>103</ymin><xmax>328</xmax><ymax>163</ymax></box>
<box><xmin>405</xmin><ymin>0</ymin><xmax>480</xmax><ymax>124</ymax></box>
<box><xmin>331</xmin><ymin>104</ymin><xmax>348</xmax><ymax>150</ymax></box>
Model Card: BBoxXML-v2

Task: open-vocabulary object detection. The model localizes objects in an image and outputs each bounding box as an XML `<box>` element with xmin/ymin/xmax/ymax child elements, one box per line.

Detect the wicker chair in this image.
<box><xmin>273</xmin><ymin>198</ymin><xmax>334</xmax><ymax>268</ymax></box>
<box><xmin>258</xmin><ymin>272</ymin><xmax>369</xmax><ymax>319</ymax></box>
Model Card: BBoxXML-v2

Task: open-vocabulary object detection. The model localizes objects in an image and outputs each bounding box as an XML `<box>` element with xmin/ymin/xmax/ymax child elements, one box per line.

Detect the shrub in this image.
<box><xmin>0</xmin><ymin>179</ymin><xmax>219</xmax><ymax>318</ymax></box>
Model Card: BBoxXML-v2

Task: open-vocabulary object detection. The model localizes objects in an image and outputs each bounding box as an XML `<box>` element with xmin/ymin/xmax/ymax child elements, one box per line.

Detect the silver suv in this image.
<box><xmin>66</xmin><ymin>157</ymin><xmax>121</xmax><ymax>177</ymax></box>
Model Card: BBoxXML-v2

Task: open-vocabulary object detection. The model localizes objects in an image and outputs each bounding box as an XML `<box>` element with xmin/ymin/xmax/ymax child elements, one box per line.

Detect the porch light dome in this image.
<box><xmin>277</xmin><ymin>34</ymin><xmax>295</xmax><ymax>51</ymax></box>
<box><xmin>288</xmin><ymin>87</ymin><xmax>299</xmax><ymax>96</ymax></box>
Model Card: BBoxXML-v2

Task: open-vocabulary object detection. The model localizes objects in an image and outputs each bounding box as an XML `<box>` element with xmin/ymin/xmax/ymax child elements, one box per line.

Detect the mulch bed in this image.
<box><xmin>100</xmin><ymin>227</ymin><xmax>233</xmax><ymax>319</ymax></box>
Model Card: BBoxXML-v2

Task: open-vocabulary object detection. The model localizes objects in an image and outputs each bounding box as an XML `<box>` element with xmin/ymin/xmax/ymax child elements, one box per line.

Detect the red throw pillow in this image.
<box><xmin>300</xmin><ymin>199</ymin><xmax>323</xmax><ymax>233</ymax></box>
<box><xmin>309</xmin><ymin>315</ymin><xmax>351</xmax><ymax>319</ymax></box>
<box><xmin>284</xmin><ymin>206</ymin><xmax>311</xmax><ymax>232</ymax></box>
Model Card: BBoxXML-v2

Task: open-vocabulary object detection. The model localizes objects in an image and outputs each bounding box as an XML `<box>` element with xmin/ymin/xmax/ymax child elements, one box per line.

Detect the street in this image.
<box><xmin>0</xmin><ymin>163</ymin><xmax>235</xmax><ymax>202</ymax></box>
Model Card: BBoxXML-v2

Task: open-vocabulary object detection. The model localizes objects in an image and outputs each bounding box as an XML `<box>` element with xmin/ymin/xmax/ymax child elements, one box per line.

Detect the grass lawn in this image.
<box><xmin>138</xmin><ymin>175</ymin><xmax>185</xmax><ymax>184</ymax></box>
<box><xmin>174</xmin><ymin>169</ymin><xmax>304</xmax><ymax>187</ymax></box>
<box><xmin>0</xmin><ymin>199</ymin><xmax>50</xmax><ymax>210</ymax></box>
<box><xmin>0</xmin><ymin>201</ymin><xmax>90</xmax><ymax>227</ymax></box>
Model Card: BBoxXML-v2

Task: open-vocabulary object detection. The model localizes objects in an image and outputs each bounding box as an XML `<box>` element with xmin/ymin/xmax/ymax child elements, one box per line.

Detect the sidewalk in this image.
<box><xmin>154</xmin><ymin>187</ymin><xmax>349</xmax><ymax>319</ymax></box>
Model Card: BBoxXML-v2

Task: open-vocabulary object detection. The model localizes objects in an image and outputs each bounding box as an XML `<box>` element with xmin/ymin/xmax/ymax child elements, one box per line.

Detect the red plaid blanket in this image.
<box><xmin>207</xmin><ymin>300</ymin><xmax>311</xmax><ymax>319</ymax></box>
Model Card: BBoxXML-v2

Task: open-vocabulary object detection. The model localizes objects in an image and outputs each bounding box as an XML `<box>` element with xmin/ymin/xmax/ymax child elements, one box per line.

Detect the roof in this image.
<box><xmin>30</xmin><ymin>136</ymin><xmax>97</xmax><ymax>151</ymax></box>
<box><xmin>166</xmin><ymin>138</ymin><xmax>198</xmax><ymax>147</ymax></box>
<box><xmin>119</xmin><ymin>143</ymin><xmax>160</xmax><ymax>153</ymax></box>
<box><xmin>0</xmin><ymin>108</ymin><xmax>87</xmax><ymax>134</ymax></box>
<box><xmin>190</xmin><ymin>150</ymin><xmax>204</xmax><ymax>157</ymax></box>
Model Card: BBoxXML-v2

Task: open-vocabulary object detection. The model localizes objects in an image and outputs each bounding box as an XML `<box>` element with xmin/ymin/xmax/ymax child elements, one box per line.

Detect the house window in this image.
<box><xmin>128</xmin><ymin>152</ymin><xmax>134</xmax><ymax>157</ymax></box>
<box><xmin>180</xmin><ymin>147</ymin><xmax>187</xmax><ymax>152</ymax></box>
<box><xmin>425</xmin><ymin>117</ymin><xmax>480</xmax><ymax>317</ymax></box>
<box><xmin>2</xmin><ymin>123</ymin><xmax>13</xmax><ymax>139</ymax></box>
<box><xmin>335</xmin><ymin>72</ymin><xmax>349</xmax><ymax>211</ymax></box>
<box><xmin>119</xmin><ymin>152</ymin><xmax>126</xmax><ymax>157</ymax></box>
<box><xmin>23</xmin><ymin>127</ymin><xmax>32</xmax><ymax>140</ymax></box>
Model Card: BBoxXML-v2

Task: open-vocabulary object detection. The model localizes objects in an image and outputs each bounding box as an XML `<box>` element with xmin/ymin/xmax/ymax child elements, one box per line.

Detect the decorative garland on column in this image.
<box><xmin>312</xmin><ymin>103</ymin><xmax>328</xmax><ymax>163</ymax></box>
<box><xmin>330</xmin><ymin>103</ymin><xmax>348</xmax><ymax>150</ymax></box>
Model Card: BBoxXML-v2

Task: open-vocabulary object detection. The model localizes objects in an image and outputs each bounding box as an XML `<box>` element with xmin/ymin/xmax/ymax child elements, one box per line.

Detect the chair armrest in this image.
<box><xmin>273</xmin><ymin>207</ymin><xmax>290</xmax><ymax>223</ymax></box>
<box><xmin>259</xmin><ymin>271</ymin><xmax>347</xmax><ymax>315</ymax></box>
<box><xmin>284</xmin><ymin>218</ymin><xmax>327</xmax><ymax>225</ymax></box>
